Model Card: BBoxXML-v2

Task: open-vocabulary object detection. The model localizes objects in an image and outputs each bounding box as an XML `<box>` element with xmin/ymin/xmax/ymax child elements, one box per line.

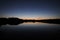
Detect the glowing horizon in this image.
<box><xmin>0</xmin><ymin>16</ymin><xmax>60</xmax><ymax>20</ymax></box>
<box><xmin>0</xmin><ymin>0</ymin><xmax>60</xmax><ymax>19</ymax></box>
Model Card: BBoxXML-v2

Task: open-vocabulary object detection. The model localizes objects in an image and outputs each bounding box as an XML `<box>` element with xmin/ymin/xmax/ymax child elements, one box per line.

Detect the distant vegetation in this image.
<box><xmin>0</xmin><ymin>17</ymin><xmax>60</xmax><ymax>26</ymax></box>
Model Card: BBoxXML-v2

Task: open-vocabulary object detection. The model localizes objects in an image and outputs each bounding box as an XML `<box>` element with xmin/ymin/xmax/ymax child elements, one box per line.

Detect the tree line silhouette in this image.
<box><xmin>0</xmin><ymin>17</ymin><xmax>60</xmax><ymax>26</ymax></box>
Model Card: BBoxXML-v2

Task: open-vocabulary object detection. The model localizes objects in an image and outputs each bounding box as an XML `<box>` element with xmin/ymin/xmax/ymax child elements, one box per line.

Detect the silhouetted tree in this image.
<box><xmin>8</xmin><ymin>18</ymin><xmax>23</xmax><ymax>25</ymax></box>
<box><xmin>0</xmin><ymin>18</ymin><xmax>7</xmax><ymax>25</ymax></box>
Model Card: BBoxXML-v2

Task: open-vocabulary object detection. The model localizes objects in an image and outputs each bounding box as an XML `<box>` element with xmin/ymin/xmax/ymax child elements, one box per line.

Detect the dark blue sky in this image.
<box><xmin>0</xmin><ymin>0</ymin><xmax>60</xmax><ymax>19</ymax></box>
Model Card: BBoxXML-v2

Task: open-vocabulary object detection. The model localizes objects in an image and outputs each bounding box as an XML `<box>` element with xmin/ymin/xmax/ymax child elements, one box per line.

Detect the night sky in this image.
<box><xmin>0</xmin><ymin>0</ymin><xmax>60</xmax><ymax>19</ymax></box>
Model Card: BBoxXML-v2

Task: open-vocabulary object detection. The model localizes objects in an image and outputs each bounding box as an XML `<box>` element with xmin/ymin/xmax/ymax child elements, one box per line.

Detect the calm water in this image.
<box><xmin>0</xmin><ymin>22</ymin><xmax>60</xmax><ymax>39</ymax></box>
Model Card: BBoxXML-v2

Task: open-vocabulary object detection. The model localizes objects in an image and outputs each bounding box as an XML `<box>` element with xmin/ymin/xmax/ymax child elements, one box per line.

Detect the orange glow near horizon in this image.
<box><xmin>19</xmin><ymin>17</ymin><xmax>42</xmax><ymax>20</ymax></box>
<box><xmin>19</xmin><ymin>17</ymin><xmax>53</xmax><ymax>20</ymax></box>
<box><xmin>18</xmin><ymin>16</ymin><xmax>60</xmax><ymax>20</ymax></box>
<box><xmin>0</xmin><ymin>16</ymin><xmax>59</xmax><ymax>20</ymax></box>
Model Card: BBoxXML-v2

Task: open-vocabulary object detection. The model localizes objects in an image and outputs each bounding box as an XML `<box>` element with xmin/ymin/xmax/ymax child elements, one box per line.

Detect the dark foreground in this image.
<box><xmin>0</xmin><ymin>18</ymin><xmax>60</xmax><ymax>39</ymax></box>
<box><xmin>0</xmin><ymin>25</ymin><xmax>60</xmax><ymax>40</ymax></box>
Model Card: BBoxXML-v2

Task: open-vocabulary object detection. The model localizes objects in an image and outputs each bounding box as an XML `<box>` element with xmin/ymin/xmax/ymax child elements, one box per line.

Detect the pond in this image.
<box><xmin>0</xmin><ymin>22</ymin><xmax>60</xmax><ymax>39</ymax></box>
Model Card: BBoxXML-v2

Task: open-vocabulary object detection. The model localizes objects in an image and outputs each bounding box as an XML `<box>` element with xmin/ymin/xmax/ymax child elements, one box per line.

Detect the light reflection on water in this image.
<box><xmin>0</xmin><ymin>22</ymin><xmax>60</xmax><ymax>31</ymax></box>
<box><xmin>0</xmin><ymin>22</ymin><xmax>60</xmax><ymax>39</ymax></box>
